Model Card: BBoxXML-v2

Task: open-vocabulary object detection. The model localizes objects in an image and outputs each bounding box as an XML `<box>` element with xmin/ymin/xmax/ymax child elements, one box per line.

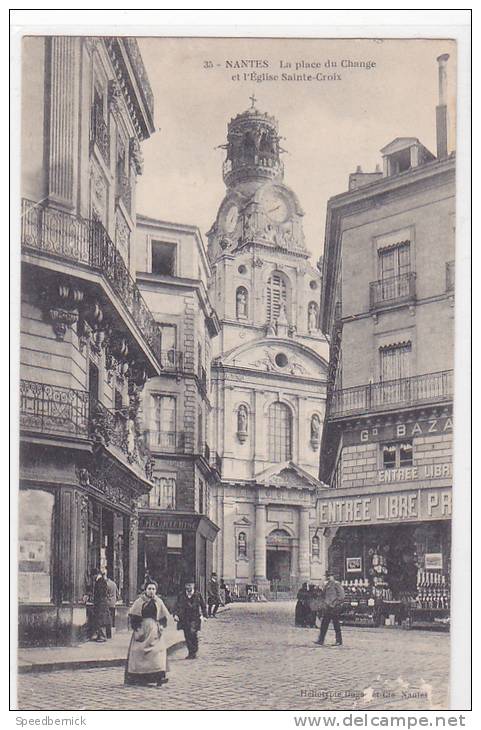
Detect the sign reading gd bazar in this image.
<box><xmin>317</xmin><ymin>486</ymin><xmax>452</xmax><ymax>527</ymax></box>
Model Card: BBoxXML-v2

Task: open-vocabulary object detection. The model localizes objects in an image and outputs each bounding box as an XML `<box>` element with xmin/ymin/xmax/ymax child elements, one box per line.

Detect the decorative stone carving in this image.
<box><xmin>115</xmin><ymin>208</ymin><xmax>130</xmax><ymax>261</ymax></box>
<box><xmin>77</xmin><ymin>468</ymin><xmax>91</xmax><ymax>487</ymax></box>
<box><xmin>84</xmin><ymin>37</ymin><xmax>100</xmax><ymax>56</ymax></box>
<box><xmin>253</xmin><ymin>257</ymin><xmax>264</xmax><ymax>268</ymax></box>
<box><xmin>129</xmin><ymin>137</ymin><xmax>144</xmax><ymax>175</ymax></box>
<box><xmin>75</xmin><ymin>491</ymin><xmax>89</xmax><ymax>533</ymax></box>
<box><xmin>237</xmin><ymin>405</ymin><xmax>248</xmax><ymax>443</ymax></box>
<box><xmin>90</xmin><ymin>163</ymin><xmax>107</xmax><ymax>219</ymax></box>
<box><xmin>49</xmin><ymin>308</ymin><xmax>79</xmax><ymax>340</ymax></box>
<box><xmin>108</xmin><ymin>79</ymin><xmax>123</xmax><ymax>114</ymax></box>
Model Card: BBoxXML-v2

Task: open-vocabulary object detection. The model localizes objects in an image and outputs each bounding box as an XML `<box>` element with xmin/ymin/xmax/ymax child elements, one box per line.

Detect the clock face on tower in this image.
<box><xmin>224</xmin><ymin>204</ymin><xmax>239</xmax><ymax>233</ymax></box>
<box><xmin>263</xmin><ymin>189</ymin><xmax>289</xmax><ymax>224</ymax></box>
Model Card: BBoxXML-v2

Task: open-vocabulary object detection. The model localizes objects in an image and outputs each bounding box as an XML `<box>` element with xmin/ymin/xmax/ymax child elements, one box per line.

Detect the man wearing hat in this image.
<box><xmin>314</xmin><ymin>571</ymin><xmax>345</xmax><ymax>647</ymax></box>
<box><xmin>173</xmin><ymin>578</ymin><xmax>208</xmax><ymax>659</ymax></box>
<box><xmin>207</xmin><ymin>571</ymin><xmax>221</xmax><ymax>618</ymax></box>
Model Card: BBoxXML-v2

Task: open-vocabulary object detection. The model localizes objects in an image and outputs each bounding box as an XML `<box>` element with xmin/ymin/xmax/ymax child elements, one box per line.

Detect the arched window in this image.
<box><xmin>237</xmin><ymin>532</ymin><xmax>247</xmax><ymax>558</ymax></box>
<box><xmin>266</xmin><ymin>271</ymin><xmax>288</xmax><ymax>323</ymax></box>
<box><xmin>268</xmin><ymin>402</ymin><xmax>292</xmax><ymax>462</ymax></box>
<box><xmin>312</xmin><ymin>535</ymin><xmax>320</xmax><ymax>559</ymax></box>
<box><xmin>236</xmin><ymin>286</ymin><xmax>248</xmax><ymax>319</ymax></box>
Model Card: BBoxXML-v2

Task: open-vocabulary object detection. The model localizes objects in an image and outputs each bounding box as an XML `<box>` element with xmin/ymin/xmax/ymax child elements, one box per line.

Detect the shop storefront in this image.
<box><xmin>18</xmin><ymin>443</ymin><xmax>150</xmax><ymax>646</ymax></box>
<box><xmin>137</xmin><ymin>511</ymin><xmax>219</xmax><ymax>609</ymax></box>
<box><xmin>318</xmin><ymin>484</ymin><xmax>452</xmax><ymax>631</ymax></box>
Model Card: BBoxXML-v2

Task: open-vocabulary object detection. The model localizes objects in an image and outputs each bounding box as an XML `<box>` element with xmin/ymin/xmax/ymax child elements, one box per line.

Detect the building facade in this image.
<box><xmin>19</xmin><ymin>36</ymin><xmax>158</xmax><ymax>644</ymax></box>
<box><xmin>207</xmin><ymin>101</ymin><xmax>330</xmax><ymax>595</ymax></box>
<box><xmin>318</xmin><ymin>55</ymin><xmax>454</xmax><ymax>627</ymax></box>
<box><xmin>134</xmin><ymin>216</ymin><xmax>221</xmax><ymax>601</ymax></box>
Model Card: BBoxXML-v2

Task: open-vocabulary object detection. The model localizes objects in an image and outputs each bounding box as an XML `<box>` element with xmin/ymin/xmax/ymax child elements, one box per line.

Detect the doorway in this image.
<box><xmin>266</xmin><ymin>549</ymin><xmax>291</xmax><ymax>591</ymax></box>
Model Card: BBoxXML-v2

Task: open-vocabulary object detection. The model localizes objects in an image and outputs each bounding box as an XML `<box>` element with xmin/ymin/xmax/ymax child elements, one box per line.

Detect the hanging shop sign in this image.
<box><xmin>343</xmin><ymin>415</ymin><xmax>453</xmax><ymax>446</ymax></box>
<box><xmin>317</xmin><ymin>485</ymin><xmax>452</xmax><ymax>527</ymax></box>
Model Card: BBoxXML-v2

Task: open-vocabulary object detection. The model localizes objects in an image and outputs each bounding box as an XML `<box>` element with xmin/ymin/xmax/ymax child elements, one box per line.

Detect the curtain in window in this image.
<box><xmin>268</xmin><ymin>402</ymin><xmax>292</xmax><ymax>462</ymax></box>
<box><xmin>150</xmin><ymin>477</ymin><xmax>176</xmax><ymax>509</ymax></box>
<box><xmin>266</xmin><ymin>272</ymin><xmax>287</xmax><ymax>322</ymax></box>
<box><xmin>379</xmin><ymin>343</ymin><xmax>412</xmax><ymax>404</ymax></box>
<box><xmin>378</xmin><ymin>243</ymin><xmax>411</xmax><ymax>298</ymax></box>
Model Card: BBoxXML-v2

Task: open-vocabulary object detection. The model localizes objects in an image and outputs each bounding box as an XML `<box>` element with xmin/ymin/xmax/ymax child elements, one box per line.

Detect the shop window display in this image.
<box><xmin>18</xmin><ymin>490</ymin><xmax>54</xmax><ymax>603</ymax></box>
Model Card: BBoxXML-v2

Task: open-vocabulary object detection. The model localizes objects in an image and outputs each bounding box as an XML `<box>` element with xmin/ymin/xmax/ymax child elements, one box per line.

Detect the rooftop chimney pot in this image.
<box><xmin>436</xmin><ymin>53</ymin><xmax>449</xmax><ymax>160</ymax></box>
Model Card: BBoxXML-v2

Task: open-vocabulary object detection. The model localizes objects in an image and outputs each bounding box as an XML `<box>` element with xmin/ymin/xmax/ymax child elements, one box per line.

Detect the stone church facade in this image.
<box><xmin>207</xmin><ymin>100</ymin><xmax>330</xmax><ymax>595</ymax></box>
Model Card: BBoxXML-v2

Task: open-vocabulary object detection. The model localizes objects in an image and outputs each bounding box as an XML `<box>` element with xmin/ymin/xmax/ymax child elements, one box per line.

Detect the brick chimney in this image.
<box><xmin>436</xmin><ymin>53</ymin><xmax>450</xmax><ymax>159</ymax></box>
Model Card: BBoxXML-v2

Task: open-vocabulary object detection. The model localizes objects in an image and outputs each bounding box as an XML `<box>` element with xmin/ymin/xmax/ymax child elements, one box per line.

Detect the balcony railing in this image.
<box><xmin>159</xmin><ymin>350</ymin><xmax>183</xmax><ymax>371</ymax></box>
<box><xmin>329</xmin><ymin>370</ymin><xmax>453</xmax><ymax>418</ymax></box>
<box><xmin>146</xmin><ymin>430</ymin><xmax>186</xmax><ymax>453</ymax></box>
<box><xmin>90</xmin><ymin>108</ymin><xmax>110</xmax><ymax>165</ymax></box>
<box><xmin>20</xmin><ymin>380</ymin><xmax>89</xmax><ymax>437</ymax></box>
<box><xmin>369</xmin><ymin>272</ymin><xmax>416</xmax><ymax>310</ymax></box>
<box><xmin>20</xmin><ymin>379</ymin><xmax>152</xmax><ymax>476</ymax></box>
<box><xmin>21</xmin><ymin>199</ymin><xmax>161</xmax><ymax>365</ymax></box>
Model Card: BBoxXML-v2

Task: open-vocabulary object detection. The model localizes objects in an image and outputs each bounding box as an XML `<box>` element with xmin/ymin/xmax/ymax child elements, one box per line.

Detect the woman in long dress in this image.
<box><xmin>125</xmin><ymin>581</ymin><xmax>170</xmax><ymax>687</ymax></box>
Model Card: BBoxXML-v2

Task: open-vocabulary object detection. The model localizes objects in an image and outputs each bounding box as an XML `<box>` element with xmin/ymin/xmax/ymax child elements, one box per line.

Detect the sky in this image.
<box><xmin>135</xmin><ymin>37</ymin><xmax>456</xmax><ymax>261</ymax></box>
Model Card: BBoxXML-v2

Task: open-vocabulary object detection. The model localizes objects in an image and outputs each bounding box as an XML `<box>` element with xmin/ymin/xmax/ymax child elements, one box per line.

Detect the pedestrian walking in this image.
<box><xmin>102</xmin><ymin>568</ymin><xmax>118</xmax><ymax>639</ymax></box>
<box><xmin>314</xmin><ymin>572</ymin><xmax>345</xmax><ymax>647</ymax></box>
<box><xmin>91</xmin><ymin>568</ymin><xmax>111</xmax><ymax>643</ymax></box>
<box><xmin>207</xmin><ymin>571</ymin><xmax>221</xmax><ymax>617</ymax></box>
<box><xmin>173</xmin><ymin>578</ymin><xmax>207</xmax><ymax>659</ymax></box>
<box><xmin>295</xmin><ymin>582</ymin><xmax>310</xmax><ymax>626</ymax></box>
<box><xmin>124</xmin><ymin>580</ymin><xmax>170</xmax><ymax>687</ymax></box>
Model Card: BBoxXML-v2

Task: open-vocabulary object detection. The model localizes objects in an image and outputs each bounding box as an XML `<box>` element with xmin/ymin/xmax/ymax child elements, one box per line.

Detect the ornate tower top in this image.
<box><xmin>222</xmin><ymin>97</ymin><xmax>284</xmax><ymax>188</ymax></box>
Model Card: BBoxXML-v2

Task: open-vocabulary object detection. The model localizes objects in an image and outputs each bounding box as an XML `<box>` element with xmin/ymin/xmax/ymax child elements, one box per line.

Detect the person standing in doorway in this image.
<box><xmin>92</xmin><ymin>568</ymin><xmax>111</xmax><ymax>643</ymax></box>
<box><xmin>314</xmin><ymin>572</ymin><xmax>345</xmax><ymax>647</ymax></box>
<box><xmin>207</xmin><ymin>572</ymin><xmax>221</xmax><ymax>618</ymax></box>
<box><xmin>102</xmin><ymin>568</ymin><xmax>118</xmax><ymax>639</ymax></box>
<box><xmin>174</xmin><ymin>579</ymin><xmax>207</xmax><ymax>659</ymax></box>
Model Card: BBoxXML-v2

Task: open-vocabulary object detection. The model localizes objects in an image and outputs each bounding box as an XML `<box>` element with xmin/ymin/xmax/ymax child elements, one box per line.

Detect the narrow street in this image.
<box><xmin>17</xmin><ymin>602</ymin><xmax>449</xmax><ymax>711</ymax></box>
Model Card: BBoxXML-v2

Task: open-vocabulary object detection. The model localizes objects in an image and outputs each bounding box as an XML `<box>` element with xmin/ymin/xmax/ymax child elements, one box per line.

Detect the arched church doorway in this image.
<box><xmin>266</xmin><ymin>529</ymin><xmax>292</xmax><ymax>592</ymax></box>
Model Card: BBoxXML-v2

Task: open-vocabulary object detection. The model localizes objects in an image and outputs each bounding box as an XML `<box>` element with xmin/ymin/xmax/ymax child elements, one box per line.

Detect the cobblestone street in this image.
<box><xmin>17</xmin><ymin>602</ymin><xmax>450</xmax><ymax>711</ymax></box>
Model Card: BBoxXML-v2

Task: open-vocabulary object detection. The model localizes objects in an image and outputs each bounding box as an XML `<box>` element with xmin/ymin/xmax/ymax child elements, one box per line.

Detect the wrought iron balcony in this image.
<box><xmin>90</xmin><ymin>108</ymin><xmax>110</xmax><ymax>165</ymax></box>
<box><xmin>146</xmin><ymin>430</ymin><xmax>186</xmax><ymax>454</ymax></box>
<box><xmin>328</xmin><ymin>370</ymin><xmax>453</xmax><ymax>418</ymax></box>
<box><xmin>21</xmin><ymin>199</ymin><xmax>162</xmax><ymax>365</ymax></box>
<box><xmin>159</xmin><ymin>350</ymin><xmax>183</xmax><ymax>371</ymax></box>
<box><xmin>369</xmin><ymin>272</ymin><xmax>416</xmax><ymax>310</ymax></box>
<box><xmin>20</xmin><ymin>379</ymin><xmax>152</xmax><ymax>477</ymax></box>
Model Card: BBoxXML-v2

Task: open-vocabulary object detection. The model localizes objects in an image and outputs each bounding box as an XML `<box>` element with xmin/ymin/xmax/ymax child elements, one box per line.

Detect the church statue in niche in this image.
<box><xmin>308</xmin><ymin>302</ymin><xmax>319</xmax><ymax>332</ymax></box>
<box><xmin>237</xmin><ymin>405</ymin><xmax>248</xmax><ymax>443</ymax></box>
<box><xmin>310</xmin><ymin>414</ymin><xmax>321</xmax><ymax>449</ymax></box>
<box><xmin>236</xmin><ymin>287</ymin><xmax>248</xmax><ymax>319</ymax></box>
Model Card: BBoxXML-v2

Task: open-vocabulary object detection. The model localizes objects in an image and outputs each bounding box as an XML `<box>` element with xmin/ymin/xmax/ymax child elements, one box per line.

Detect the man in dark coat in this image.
<box><xmin>92</xmin><ymin>568</ymin><xmax>111</xmax><ymax>642</ymax></box>
<box><xmin>207</xmin><ymin>572</ymin><xmax>221</xmax><ymax>618</ymax></box>
<box><xmin>314</xmin><ymin>571</ymin><xmax>345</xmax><ymax>647</ymax></box>
<box><xmin>173</xmin><ymin>579</ymin><xmax>207</xmax><ymax>659</ymax></box>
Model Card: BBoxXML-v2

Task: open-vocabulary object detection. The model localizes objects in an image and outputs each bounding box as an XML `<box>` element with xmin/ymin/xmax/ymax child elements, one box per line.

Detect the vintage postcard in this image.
<box><xmin>13</xmin><ymin>22</ymin><xmax>470</xmax><ymax>714</ymax></box>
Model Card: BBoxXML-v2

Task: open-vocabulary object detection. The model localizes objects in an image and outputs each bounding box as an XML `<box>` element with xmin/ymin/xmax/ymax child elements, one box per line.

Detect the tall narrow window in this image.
<box><xmin>199</xmin><ymin>480</ymin><xmax>204</xmax><ymax>514</ymax></box>
<box><xmin>379</xmin><ymin>342</ymin><xmax>412</xmax><ymax>405</ymax></box>
<box><xmin>268</xmin><ymin>402</ymin><xmax>292</xmax><ymax>462</ymax></box>
<box><xmin>159</xmin><ymin>325</ymin><xmax>176</xmax><ymax>367</ymax></box>
<box><xmin>380</xmin><ymin>342</ymin><xmax>411</xmax><ymax>382</ymax></box>
<box><xmin>378</xmin><ymin>242</ymin><xmax>411</xmax><ymax>299</ymax></box>
<box><xmin>266</xmin><ymin>272</ymin><xmax>288</xmax><ymax>323</ymax></box>
<box><xmin>149</xmin><ymin>476</ymin><xmax>176</xmax><ymax>509</ymax></box>
<box><xmin>151</xmin><ymin>395</ymin><xmax>176</xmax><ymax>448</ymax></box>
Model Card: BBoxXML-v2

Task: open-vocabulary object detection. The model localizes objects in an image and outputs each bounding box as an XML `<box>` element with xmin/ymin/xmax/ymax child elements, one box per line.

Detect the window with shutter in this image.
<box><xmin>266</xmin><ymin>272</ymin><xmax>287</xmax><ymax>322</ymax></box>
